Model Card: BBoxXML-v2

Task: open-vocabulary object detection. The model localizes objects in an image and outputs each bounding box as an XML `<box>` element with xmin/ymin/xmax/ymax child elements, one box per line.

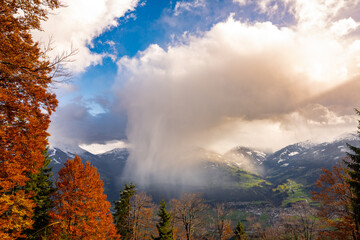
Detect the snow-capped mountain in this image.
<box><xmin>263</xmin><ymin>133</ymin><xmax>359</xmax><ymax>187</ymax></box>
<box><xmin>48</xmin><ymin>147</ymin><xmax>128</xmax><ymax>166</ymax></box>
<box><xmin>226</xmin><ymin>147</ymin><xmax>268</xmax><ymax>165</ymax></box>
<box><xmin>222</xmin><ymin>147</ymin><xmax>268</xmax><ymax>175</ymax></box>
<box><xmin>47</xmin><ymin>146</ymin><xmax>129</xmax><ymax>201</ymax></box>
<box><xmin>97</xmin><ymin>148</ymin><xmax>129</xmax><ymax>162</ymax></box>
<box><xmin>48</xmin><ymin>133</ymin><xmax>360</xmax><ymax>203</ymax></box>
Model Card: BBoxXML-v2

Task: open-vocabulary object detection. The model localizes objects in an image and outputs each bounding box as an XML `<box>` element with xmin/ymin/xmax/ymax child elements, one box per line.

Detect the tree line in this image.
<box><xmin>113</xmin><ymin>182</ymin><xmax>246</xmax><ymax>240</ymax></box>
<box><xmin>2</xmin><ymin>145</ymin><xmax>360</xmax><ymax>240</ymax></box>
<box><xmin>3</xmin><ymin>150</ymin><xmax>249</xmax><ymax>239</ymax></box>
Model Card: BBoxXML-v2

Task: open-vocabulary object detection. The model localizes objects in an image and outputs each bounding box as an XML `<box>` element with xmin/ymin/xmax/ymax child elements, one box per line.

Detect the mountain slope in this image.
<box><xmin>48</xmin><ymin>133</ymin><xmax>360</xmax><ymax>204</ymax></box>
<box><xmin>48</xmin><ymin>147</ymin><xmax>128</xmax><ymax>201</ymax></box>
<box><xmin>263</xmin><ymin>133</ymin><xmax>359</xmax><ymax>189</ymax></box>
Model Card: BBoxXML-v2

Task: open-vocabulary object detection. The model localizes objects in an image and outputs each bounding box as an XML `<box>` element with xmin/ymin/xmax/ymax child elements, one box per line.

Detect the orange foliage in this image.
<box><xmin>51</xmin><ymin>156</ymin><xmax>119</xmax><ymax>240</ymax></box>
<box><xmin>0</xmin><ymin>190</ymin><xmax>36</xmax><ymax>239</ymax></box>
<box><xmin>221</xmin><ymin>220</ymin><xmax>233</xmax><ymax>240</ymax></box>
<box><xmin>0</xmin><ymin>0</ymin><xmax>59</xmax><ymax>192</ymax></box>
<box><xmin>312</xmin><ymin>162</ymin><xmax>357</xmax><ymax>239</ymax></box>
<box><xmin>0</xmin><ymin>1</ymin><xmax>60</xmax><ymax>238</ymax></box>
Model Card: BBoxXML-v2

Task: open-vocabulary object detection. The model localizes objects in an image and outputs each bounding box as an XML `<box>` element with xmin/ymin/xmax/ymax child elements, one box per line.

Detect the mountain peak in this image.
<box><xmin>332</xmin><ymin>132</ymin><xmax>358</xmax><ymax>143</ymax></box>
<box><xmin>98</xmin><ymin>147</ymin><xmax>128</xmax><ymax>156</ymax></box>
<box><xmin>49</xmin><ymin>144</ymin><xmax>86</xmax><ymax>156</ymax></box>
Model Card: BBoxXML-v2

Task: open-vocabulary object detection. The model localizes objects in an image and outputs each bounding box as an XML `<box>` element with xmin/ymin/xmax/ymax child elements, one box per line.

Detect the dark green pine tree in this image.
<box><xmin>234</xmin><ymin>220</ymin><xmax>247</xmax><ymax>240</ymax></box>
<box><xmin>113</xmin><ymin>182</ymin><xmax>136</xmax><ymax>239</ymax></box>
<box><xmin>24</xmin><ymin>147</ymin><xmax>56</xmax><ymax>239</ymax></box>
<box><xmin>153</xmin><ymin>197</ymin><xmax>174</xmax><ymax>240</ymax></box>
<box><xmin>346</xmin><ymin>109</ymin><xmax>360</xmax><ymax>238</ymax></box>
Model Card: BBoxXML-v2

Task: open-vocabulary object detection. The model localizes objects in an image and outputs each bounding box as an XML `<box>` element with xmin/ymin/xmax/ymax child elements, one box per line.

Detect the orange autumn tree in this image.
<box><xmin>312</xmin><ymin>162</ymin><xmax>355</xmax><ymax>239</ymax></box>
<box><xmin>0</xmin><ymin>0</ymin><xmax>60</xmax><ymax>238</ymax></box>
<box><xmin>51</xmin><ymin>156</ymin><xmax>119</xmax><ymax>240</ymax></box>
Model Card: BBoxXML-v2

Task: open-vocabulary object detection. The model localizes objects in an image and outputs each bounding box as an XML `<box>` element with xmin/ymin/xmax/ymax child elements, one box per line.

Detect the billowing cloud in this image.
<box><xmin>116</xmin><ymin>0</ymin><xmax>360</xmax><ymax>184</ymax></box>
<box><xmin>252</xmin><ymin>0</ymin><xmax>360</xmax><ymax>22</ymax></box>
<box><xmin>205</xmin><ymin>104</ymin><xmax>357</xmax><ymax>155</ymax></box>
<box><xmin>33</xmin><ymin>0</ymin><xmax>140</xmax><ymax>72</ymax></box>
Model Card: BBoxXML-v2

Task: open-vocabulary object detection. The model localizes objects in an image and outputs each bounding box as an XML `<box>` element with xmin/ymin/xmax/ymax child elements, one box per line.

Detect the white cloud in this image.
<box><xmin>115</xmin><ymin>1</ymin><xmax>360</xmax><ymax>183</ymax></box>
<box><xmin>206</xmin><ymin>107</ymin><xmax>357</xmax><ymax>154</ymax></box>
<box><xmin>331</xmin><ymin>18</ymin><xmax>360</xmax><ymax>36</ymax></box>
<box><xmin>233</xmin><ymin>0</ymin><xmax>249</xmax><ymax>6</ymax></box>
<box><xmin>80</xmin><ymin>140</ymin><xmax>129</xmax><ymax>154</ymax></box>
<box><xmin>290</xmin><ymin>0</ymin><xmax>359</xmax><ymax>32</ymax></box>
<box><xmin>33</xmin><ymin>0</ymin><xmax>140</xmax><ymax>72</ymax></box>
<box><xmin>174</xmin><ymin>0</ymin><xmax>206</xmax><ymax>16</ymax></box>
<box><xmin>232</xmin><ymin>0</ymin><xmax>249</xmax><ymax>6</ymax></box>
<box><xmin>234</xmin><ymin>0</ymin><xmax>360</xmax><ymax>36</ymax></box>
<box><xmin>254</xmin><ymin>0</ymin><xmax>360</xmax><ymax>33</ymax></box>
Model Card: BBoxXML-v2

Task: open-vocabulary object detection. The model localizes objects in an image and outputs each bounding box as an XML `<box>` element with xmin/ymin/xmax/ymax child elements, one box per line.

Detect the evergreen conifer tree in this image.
<box><xmin>154</xmin><ymin>197</ymin><xmax>174</xmax><ymax>240</ymax></box>
<box><xmin>345</xmin><ymin>109</ymin><xmax>360</xmax><ymax>238</ymax></box>
<box><xmin>113</xmin><ymin>183</ymin><xmax>136</xmax><ymax>239</ymax></box>
<box><xmin>234</xmin><ymin>220</ymin><xmax>247</xmax><ymax>240</ymax></box>
<box><xmin>24</xmin><ymin>147</ymin><xmax>55</xmax><ymax>239</ymax></box>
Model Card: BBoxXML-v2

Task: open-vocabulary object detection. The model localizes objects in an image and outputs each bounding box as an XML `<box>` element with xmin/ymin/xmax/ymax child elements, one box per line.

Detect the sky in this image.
<box><xmin>33</xmin><ymin>0</ymin><xmax>360</xmax><ymax>180</ymax></box>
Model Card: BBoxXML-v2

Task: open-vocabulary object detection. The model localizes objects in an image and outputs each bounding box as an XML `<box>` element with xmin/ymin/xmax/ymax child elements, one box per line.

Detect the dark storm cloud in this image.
<box><xmin>49</xmin><ymin>101</ymin><xmax>127</xmax><ymax>147</ymax></box>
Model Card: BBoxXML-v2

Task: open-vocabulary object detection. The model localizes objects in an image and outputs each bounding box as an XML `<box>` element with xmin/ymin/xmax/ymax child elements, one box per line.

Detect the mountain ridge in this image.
<box><xmin>48</xmin><ymin>132</ymin><xmax>359</xmax><ymax>204</ymax></box>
